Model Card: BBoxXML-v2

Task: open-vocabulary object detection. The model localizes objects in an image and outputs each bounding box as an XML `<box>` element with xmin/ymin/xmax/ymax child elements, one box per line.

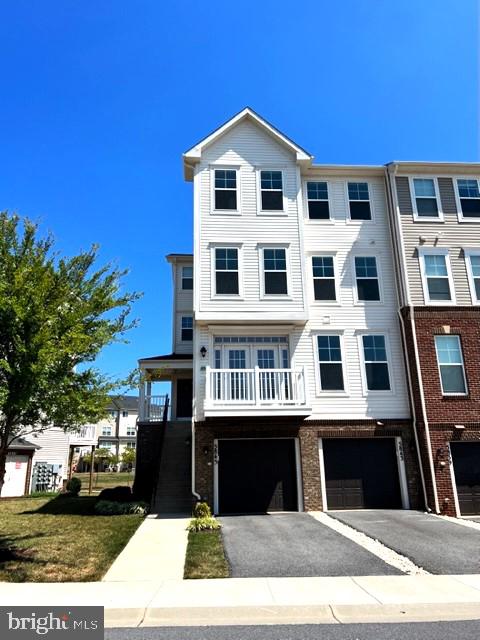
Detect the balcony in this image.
<box><xmin>204</xmin><ymin>367</ymin><xmax>311</xmax><ymax>417</ymax></box>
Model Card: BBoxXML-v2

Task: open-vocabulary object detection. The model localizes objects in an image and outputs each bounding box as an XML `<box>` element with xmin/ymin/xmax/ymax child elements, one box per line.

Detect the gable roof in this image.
<box><xmin>183</xmin><ymin>107</ymin><xmax>313</xmax><ymax>180</ymax></box>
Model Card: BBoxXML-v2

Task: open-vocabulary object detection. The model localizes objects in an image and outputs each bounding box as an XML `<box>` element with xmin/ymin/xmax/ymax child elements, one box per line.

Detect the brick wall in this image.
<box><xmin>194</xmin><ymin>418</ymin><xmax>421</xmax><ymax>512</ymax></box>
<box><xmin>400</xmin><ymin>307</ymin><xmax>480</xmax><ymax>515</ymax></box>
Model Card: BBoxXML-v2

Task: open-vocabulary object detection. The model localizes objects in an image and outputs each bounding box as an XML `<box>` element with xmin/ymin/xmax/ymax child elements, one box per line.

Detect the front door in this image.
<box><xmin>176</xmin><ymin>378</ymin><xmax>193</xmax><ymax>418</ymax></box>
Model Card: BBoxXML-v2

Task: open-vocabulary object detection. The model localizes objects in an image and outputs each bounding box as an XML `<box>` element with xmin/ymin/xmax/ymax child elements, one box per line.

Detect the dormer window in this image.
<box><xmin>260</xmin><ymin>171</ymin><xmax>283</xmax><ymax>211</ymax></box>
<box><xmin>214</xmin><ymin>169</ymin><xmax>237</xmax><ymax>210</ymax></box>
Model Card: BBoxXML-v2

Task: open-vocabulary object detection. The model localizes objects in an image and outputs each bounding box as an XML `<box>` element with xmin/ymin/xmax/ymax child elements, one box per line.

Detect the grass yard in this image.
<box><xmin>73</xmin><ymin>471</ymin><xmax>134</xmax><ymax>494</ymax></box>
<box><xmin>183</xmin><ymin>530</ymin><xmax>229</xmax><ymax>579</ymax></box>
<box><xmin>0</xmin><ymin>495</ymin><xmax>142</xmax><ymax>582</ymax></box>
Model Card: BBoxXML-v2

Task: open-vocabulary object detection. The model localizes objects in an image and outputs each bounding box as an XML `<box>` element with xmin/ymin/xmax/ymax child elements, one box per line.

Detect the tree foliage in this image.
<box><xmin>0</xmin><ymin>212</ymin><xmax>141</xmax><ymax>493</ymax></box>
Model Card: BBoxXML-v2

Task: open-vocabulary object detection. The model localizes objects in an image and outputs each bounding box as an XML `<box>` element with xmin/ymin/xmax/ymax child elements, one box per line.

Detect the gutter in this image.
<box><xmin>386</xmin><ymin>165</ymin><xmax>439</xmax><ymax>513</ymax></box>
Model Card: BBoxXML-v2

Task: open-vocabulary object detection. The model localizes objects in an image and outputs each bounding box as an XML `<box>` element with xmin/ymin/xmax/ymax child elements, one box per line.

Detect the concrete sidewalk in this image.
<box><xmin>102</xmin><ymin>515</ymin><xmax>190</xmax><ymax>582</ymax></box>
<box><xmin>1</xmin><ymin>575</ymin><xmax>480</xmax><ymax>626</ymax></box>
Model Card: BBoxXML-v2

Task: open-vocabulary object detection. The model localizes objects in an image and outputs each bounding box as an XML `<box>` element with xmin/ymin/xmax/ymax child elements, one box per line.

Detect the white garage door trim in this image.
<box><xmin>213</xmin><ymin>437</ymin><xmax>302</xmax><ymax>515</ymax></box>
<box><xmin>318</xmin><ymin>436</ymin><xmax>410</xmax><ymax>511</ymax></box>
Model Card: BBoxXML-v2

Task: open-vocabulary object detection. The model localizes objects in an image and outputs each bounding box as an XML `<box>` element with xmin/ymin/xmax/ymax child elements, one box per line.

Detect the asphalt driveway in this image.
<box><xmin>329</xmin><ymin>510</ymin><xmax>480</xmax><ymax>574</ymax></box>
<box><xmin>219</xmin><ymin>513</ymin><xmax>401</xmax><ymax>577</ymax></box>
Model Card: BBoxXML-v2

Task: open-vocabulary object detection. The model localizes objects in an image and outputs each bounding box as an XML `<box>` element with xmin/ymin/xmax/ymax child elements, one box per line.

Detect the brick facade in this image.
<box><xmin>400</xmin><ymin>306</ymin><xmax>480</xmax><ymax>515</ymax></box>
<box><xmin>194</xmin><ymin>417</ymin><xmax>421</xmax><ymax>513</ymax></box>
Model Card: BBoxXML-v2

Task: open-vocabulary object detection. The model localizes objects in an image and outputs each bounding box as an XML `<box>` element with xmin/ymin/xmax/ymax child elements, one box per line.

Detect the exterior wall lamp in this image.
<box><xmin>200</xmin><ymin>346</ymin><xmax>207</xmax><ymax>358</ymax></box>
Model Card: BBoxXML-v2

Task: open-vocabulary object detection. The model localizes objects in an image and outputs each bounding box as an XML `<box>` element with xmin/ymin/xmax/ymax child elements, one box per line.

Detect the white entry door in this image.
<box><xmin>3</xmin><ymin>454</ymin><xmax>29</xmax><ymax>497</ymax></box>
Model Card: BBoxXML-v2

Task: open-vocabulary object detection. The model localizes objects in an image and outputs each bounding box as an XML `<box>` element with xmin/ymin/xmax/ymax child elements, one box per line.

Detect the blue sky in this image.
<box><xmin>1</xmin><ymin>1</ymin><xmax>478</xmax><ymax>386</ymax></box>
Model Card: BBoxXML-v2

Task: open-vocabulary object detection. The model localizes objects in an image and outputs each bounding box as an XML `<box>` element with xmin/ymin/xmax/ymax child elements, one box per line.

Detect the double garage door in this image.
<box><xmin>217</xmin><ymin>437</ymin><xmax>403</xmax><ymax>514</ymax></box>
<box><xmin>451</xmin><ymin>443</ymin><xmax>480</xmax><ymax>516</ymax></box>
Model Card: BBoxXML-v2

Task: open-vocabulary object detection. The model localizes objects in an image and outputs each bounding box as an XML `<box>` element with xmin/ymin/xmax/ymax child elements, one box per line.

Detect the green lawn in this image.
<box><xmin>73</xmin><ymin>471</ymin><xmax>134</xmax><ymax>494</ymax></box>
<box><xmin>184</xmin><ymin>530</ymin><xmax>229</xmax><ymax>579</ymax></box>
<box><xmin>0</xmin><ymin>495</ymin><xmax>142</xmax><ymax>582</ymax></box>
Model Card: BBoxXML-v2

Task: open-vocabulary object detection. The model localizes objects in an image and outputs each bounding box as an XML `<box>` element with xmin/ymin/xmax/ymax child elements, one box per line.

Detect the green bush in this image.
<box><xmin>94</xmin><ymin>500</ymin><xmax>149</xmax><ymax>516</ymax></box>
<box><xmin>187</xmin><ymin>516</ymin><xmax>221</xmax><ymax>532</ymax></box>
<box><xmin>65</xmin><ymin>477</ymin><xmax>81</xmax><ymax>496</ymax></box>
<box><xmin>193</xmin><ymin>502</ymin><xmax>211</xmax><ymax>518</ymax></box>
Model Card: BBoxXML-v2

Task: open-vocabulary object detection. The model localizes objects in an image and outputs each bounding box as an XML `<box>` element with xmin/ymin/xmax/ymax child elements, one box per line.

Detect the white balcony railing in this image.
<box><xmin>69</xmin><ymin>425</ymin><xmax>97</xmax><ymax>445</ymax></box>
<box><xmin>140</xmin><ymin>394</ymin><xmax>170</xmax><ymax>422</ymax></box>
<box><xmin>205</xmin><ymin>367</ymin><xmax>307</xmax><ymax>410</ymax></box>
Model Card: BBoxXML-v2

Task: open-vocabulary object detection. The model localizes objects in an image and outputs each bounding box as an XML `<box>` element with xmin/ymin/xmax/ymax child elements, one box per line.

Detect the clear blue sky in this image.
<box><xmin>1</xmin><ymin>1</ymin><xmax>478</xmax><ymax>385</ymax></box>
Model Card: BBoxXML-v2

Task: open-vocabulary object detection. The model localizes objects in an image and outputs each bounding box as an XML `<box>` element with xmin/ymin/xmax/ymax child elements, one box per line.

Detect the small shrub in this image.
<box><xmin>94</xmin><ymin>500</ymin><xmax>149</xmax><ymax>516</ymax></box>
<box><xmin>187</xmin><ymin>517</ymin><xmax>221</xmax><ymax>532</ymax></box>
<box><xmin>65</xmin><ymin>477</ymin><xmax>81</xmax><ymax>496</ymax></box>
<box><xmin>193</xmin><ymin>502</ymin><xmax>211</xmax><ymax>518</ymax></box>
<box><xmin>97</xmin><ymin>486</ymin><xmax>132</xmax><ymax>502</ymax></box>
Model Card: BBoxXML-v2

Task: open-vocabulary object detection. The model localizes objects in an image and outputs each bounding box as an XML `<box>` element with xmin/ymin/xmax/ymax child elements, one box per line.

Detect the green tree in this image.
<box><xmin>121</xmin><ymin>446</ymin><xmax>136</xmax><ymax>468</ymax></box>
<box><xmin>0</xmin><ymin>213</ymin><xmax>141</xmax><ymax>495</ymax></box>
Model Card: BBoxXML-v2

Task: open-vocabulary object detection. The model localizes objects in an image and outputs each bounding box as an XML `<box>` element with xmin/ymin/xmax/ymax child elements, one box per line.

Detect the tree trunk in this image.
<box><xmin>0</xmin><ymin>443</ymin><xmax>8</xmax><ymax>497</ymax></box>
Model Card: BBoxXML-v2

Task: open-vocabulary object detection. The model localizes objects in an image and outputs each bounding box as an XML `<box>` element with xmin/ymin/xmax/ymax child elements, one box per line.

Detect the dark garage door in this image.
<box><xmin>323</xmin><ymin>438</ymin><xmax>402</xmax><ymax>510</ymax></box>
<box><xmin>451</xmin><ymin>443</ymin><xmax>480</xmax><ymax>515</ymax></box>
<box><xmin>218</xmin><ymin>439</ymin><xmax>298</xmax><ymax>514</ymax></box>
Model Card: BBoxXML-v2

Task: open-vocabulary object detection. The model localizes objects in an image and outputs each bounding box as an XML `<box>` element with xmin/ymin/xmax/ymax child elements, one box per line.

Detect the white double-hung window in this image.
<box><xmin>411</xmin><ymin>178</ymin><xmax>442</xmax><ymax>220</ymax></box>
<box><xmin>361</xmin><ymin>334</ymin><xmax>391</xmax><ymax>392</ymax></box>
<box><xmin>465</xmin><ymin>250</ymin><xmax>480</xmax><ymax>304</ymax></box>
<box><xmin>455</xmin><ymin>179</ymin><xmax>480</xmax><ymax>220</ymax></box>
<box><xmin>434</xmin><ymin>335</ymin><xmax>467</xmax><ymax>395</ymax></box>
<box><xmin>419</xmin><ymin>249</ymin><xmax>455</xmax><ymax>304</ymax></box>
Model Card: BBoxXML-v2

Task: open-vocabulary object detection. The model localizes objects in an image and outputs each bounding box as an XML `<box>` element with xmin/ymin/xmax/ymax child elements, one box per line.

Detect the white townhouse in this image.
<box><xmin>138</xmin><ymin>108</ymin><xmax>421</xmax><ymax>515</ymax></box>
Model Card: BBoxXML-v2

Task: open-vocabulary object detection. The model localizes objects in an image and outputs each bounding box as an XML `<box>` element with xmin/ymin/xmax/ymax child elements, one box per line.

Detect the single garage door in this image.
<box><xmin>323</xmin><ymin>438</ymin><xmax>402</xmax><ymax>510</ymax></box>
<box><xmin>451</xmin><ymin>443</ymin><xmax>480</xmax><ymax>515</ymax></box>
<box><xmin>218</xmin><ymin>439</ymin><xmax>298</xmax><ymax>514</ymax></box>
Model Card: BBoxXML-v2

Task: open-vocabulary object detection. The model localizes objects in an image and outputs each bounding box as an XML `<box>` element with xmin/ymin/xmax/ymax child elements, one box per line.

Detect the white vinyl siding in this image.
<box><xmin>196</xmin><ymin>119</ymin><xmax>306</xmax><ymax>319</ymax></box>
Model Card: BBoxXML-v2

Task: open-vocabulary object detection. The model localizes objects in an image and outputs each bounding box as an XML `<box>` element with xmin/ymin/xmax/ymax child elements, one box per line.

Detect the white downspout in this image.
<box><xmin>386</xmin><ymin>165</ymin><xmax>439</xmax><ymax>513</ymax></box>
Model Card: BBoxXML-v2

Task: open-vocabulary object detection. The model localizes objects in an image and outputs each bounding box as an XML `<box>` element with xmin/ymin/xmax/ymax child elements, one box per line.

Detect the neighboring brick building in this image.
<box><xmin>388</xmin><ymin>165</ymin><xmax>480</xmax><ymax>516</ymax></box>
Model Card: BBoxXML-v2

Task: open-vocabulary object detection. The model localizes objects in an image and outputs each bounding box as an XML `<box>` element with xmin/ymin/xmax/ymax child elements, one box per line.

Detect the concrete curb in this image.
<box><xmin>105</xmin><ymin>603</ymin><xmax>480</xmax><ymax>628</ymax></box>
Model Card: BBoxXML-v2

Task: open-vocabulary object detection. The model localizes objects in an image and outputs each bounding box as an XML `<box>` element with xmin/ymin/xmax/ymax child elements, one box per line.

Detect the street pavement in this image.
<box><xmin>328</xmin><ymin>510</ymin><xmax>480</xmax><ymax>574</ymax></box>
<box><xmin>220</xmin><ymin>513</ymin><xmax>401</xmax><ymax>577</ymax></box>
<box><xmin>105</xmin><ymin>620</ymin><xmax>480</xmax><ymax>640</ymax></box>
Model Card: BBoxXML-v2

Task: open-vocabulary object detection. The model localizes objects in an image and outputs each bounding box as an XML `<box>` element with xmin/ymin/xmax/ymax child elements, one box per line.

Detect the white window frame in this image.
<box><xmin>345</xmin><ymin>181</ymin><xmax>374</xmax><ymax>223</ymax></box>
<box><xmin>464</xmin><ymin>248</ymin><xmax>480</xmax><ymax>305</ymax></box>
<box><xmin>312</xmin><ymin>331</ymin><xmax>348</xmax><ymax>396</ymax></box>
<box><xmin>258</xmin><ymin>244</ymin><xmax>291</xmax><ymax>298</ymax></box>
<box><xmin>352</xmin><ymin>254</ymin><xmax>383</xmax><ymax>304</ymax></box>
<box><xmin>310</xmin><ymin>253</ymin><xmax>339</xmax><ymax>304</ymax></box>
<box><xmin>209</xmin><ymin>243</ymin><xmax>243</xmax><ymax>299</ymax></box>
<box><xmin>181</xmin><ymin>315</ymin><xmax>193</xmax><ymax>342</ymax></box>
<box><xmin>409</xmin><ymin>176</ymin><xmax>444</xmax><ymax>222</ymax></box>
<box><xmin>418</xmin><ymin>247</ymin><xmax>456</xmax><ymax>305</ymax></box>
<box><xmin>210</xmin><ymin>165</ymin><xmax>240</xmax><ymax>215</ymax></box>
<box><xmin>303</xmin><ymin>180</ymin><xmax>332</xmax><ymax>223</ymax></box>
<box><xmin>453</xmin><ymin>177</ymin><xmax>480</xmax><ymax>222</ymax></box>
<box><xmin>102</xmin><ymin>425</ymin><xmax>112</xmax><ymax>437</ymax></box>
<box><xmin>126</xmin><ymin>426</ymin><xmax>136</xmax><ymax>437</ymax></box>
<box><xmin>256</xmin><ymin>168</ymin><xmax>287</xmax><ymax>215</ymax></box>
<box><xmin>434</xmin><ymin>335</ymin><xmax>468</xmax><ymax>397</ymax></box>
<box><xmin>357</xmin><ymin>332</ymin><xmax>394</xmax><ymax>395</ymax></box>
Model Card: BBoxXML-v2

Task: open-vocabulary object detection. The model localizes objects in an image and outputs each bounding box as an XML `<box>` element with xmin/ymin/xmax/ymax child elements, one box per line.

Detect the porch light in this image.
<box><xmin>200</xmin><ymin>346</ymin><xmax>207</xmax><ymax>358</ymax></box>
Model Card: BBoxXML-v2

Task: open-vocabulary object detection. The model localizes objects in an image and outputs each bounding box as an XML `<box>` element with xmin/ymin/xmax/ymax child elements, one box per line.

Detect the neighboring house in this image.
<box><xmin>29</xmin><ymin>427</ymin><xmax>70</xmax><ymax>492</ymax></box>
<box><xmin>137</xmin><ymin>107</ymin><xmax>432</xmax><ymax>515</ymax></box>
<box><xmin>387</xmin><ymin>165</ymin><xmax>480</xmax><ymax>517</ymax></box>
<box><xmin>96</xmin><ymin>395</ymin><xmax>139</xmax><ymax>461</ymax></box>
